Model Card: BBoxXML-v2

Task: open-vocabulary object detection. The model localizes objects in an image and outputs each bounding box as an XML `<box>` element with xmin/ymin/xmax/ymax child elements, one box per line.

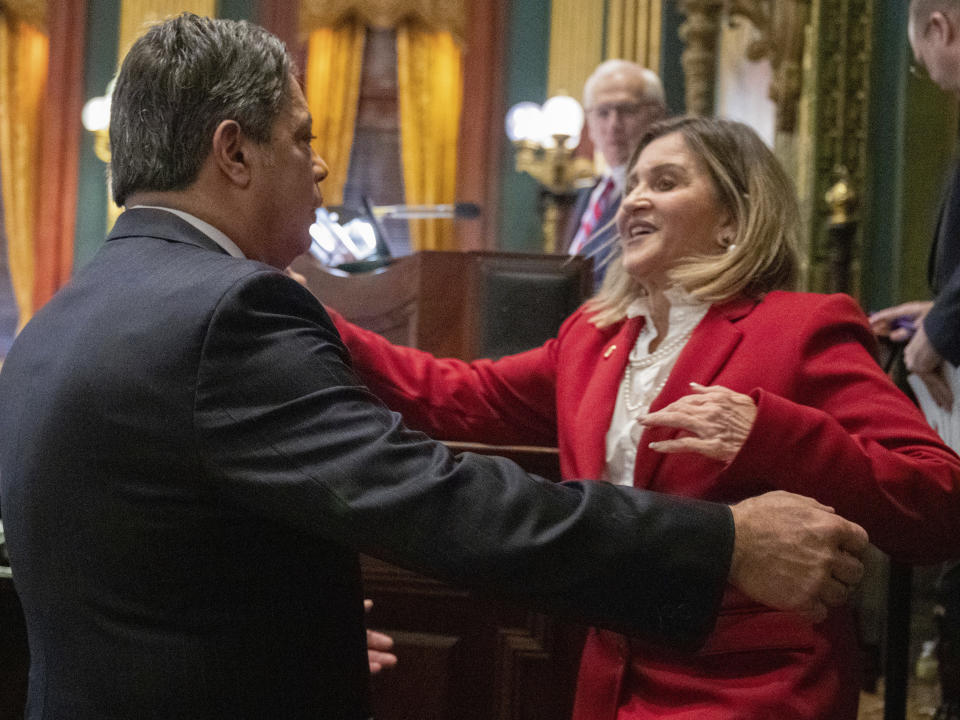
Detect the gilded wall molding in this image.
<box><xmin>0</xmin><ymin>0</ymin><xmax>46</xmax><ymax>29</ymax></box>
<box><xmin>726</xmin><ymin>0</ymin><xmax>810</xmax><ymax>133</ymax></box>
<box><xmin>678</xmin><ymin>0</ymin><xmax>809</xmax><ymax>131</ymax></box>
<box><xmin>805</xmin><ymin>0</ymin><xmax>873</xmax><ymax>294</ymax></box>
<box><xmin>300</xmin><ymin>0</ymin><xmax>465</xmax><ymax>41</ymax></box>
<box><xmin>677</xmin><ymin>0</ymin><xmax>723</xmax><ymax>116</ymax></box>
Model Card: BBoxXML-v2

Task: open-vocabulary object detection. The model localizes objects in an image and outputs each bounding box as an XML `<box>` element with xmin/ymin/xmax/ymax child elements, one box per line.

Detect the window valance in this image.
<box><xmin>0</xmin><ymin>0</ymin><xmax>45</xmax><ymax>29</ymax></box>
<box><xmin>301</xmin><ymin>0</ymin><xmax>465</xmax><ymax>42</ymax></box>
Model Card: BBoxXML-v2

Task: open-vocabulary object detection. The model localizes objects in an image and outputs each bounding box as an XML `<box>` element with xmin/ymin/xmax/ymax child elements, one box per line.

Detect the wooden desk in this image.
<box><xmin>364</xmin><ymin>442</ymin><xmax>585</xmax><ymax>720</ymax></box>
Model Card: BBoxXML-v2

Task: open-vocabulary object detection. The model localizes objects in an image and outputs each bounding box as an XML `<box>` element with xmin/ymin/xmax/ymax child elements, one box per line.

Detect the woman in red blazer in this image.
<box><xmin>330</xmin><ymin>117</ymin><xmax>960</xmax><ymax>719</ymax></box>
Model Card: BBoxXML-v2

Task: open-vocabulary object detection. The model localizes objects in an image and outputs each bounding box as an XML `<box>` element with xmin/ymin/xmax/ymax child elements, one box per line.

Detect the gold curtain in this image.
<box><xmin>105</xmin><ymin>0</ymin><xmax>214</xmax><ymax>229</ymax></box>
<box><xmin>305</xmin><ymin>21</ymin><xmax>365</xmax><ymax>207</ymax></box>
<box><xmin>547</xmin><ymin>0</ymin><xmax>603</xmax><ymax>99</ymax></box>
<box><xmin>301</xmin><ymin>0</ymin><xmax>464</xmax><ymax>41</ymax></box>
<box><xmin>605</xmin><ymin>0</ymin><xmax>661</xmax><ymax>72</ymax></box>
<box><xmin>118</xmin><ymin>0</ymin><xmax>215</xmax><ymax>61</ymax></box>
<box><xmin>396</xmin><ymin>22</ymin><xmax>461</xmax><ymax>251</ymax></box>
<box><xmin>0</xmin><ymin>8</ymin><xmax>48</xmax><ymax>328</ymax></box>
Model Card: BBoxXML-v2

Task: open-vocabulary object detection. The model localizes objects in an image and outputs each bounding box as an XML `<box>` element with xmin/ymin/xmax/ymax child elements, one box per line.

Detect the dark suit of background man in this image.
<box><xmin>870</xmin><ymin>2</ymin><xmax>960</xmax><ymax>716</ymax></box>
<box><xmin>562</xmin><ymin>59</ymin><xmax>667</xmax><ymax>286</ymax></box>
<box><xmin>0</xmin><ymin>13</ymin><xmax>868</xmax><ymax>720</ymax></box>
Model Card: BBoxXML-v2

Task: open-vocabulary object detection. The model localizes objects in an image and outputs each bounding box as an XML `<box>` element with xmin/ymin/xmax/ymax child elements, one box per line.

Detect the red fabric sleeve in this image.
<box><xmin>327</xmin><ymin>306</ymin><xmax>561</xmax><ymax>447</ymax></box>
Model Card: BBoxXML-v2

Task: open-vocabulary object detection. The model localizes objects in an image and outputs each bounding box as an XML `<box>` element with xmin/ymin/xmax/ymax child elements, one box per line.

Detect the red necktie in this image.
<box><xmin>570</xmin><ymin>176</ymin><xmax>615</xmax><ymax>255</ymax></box>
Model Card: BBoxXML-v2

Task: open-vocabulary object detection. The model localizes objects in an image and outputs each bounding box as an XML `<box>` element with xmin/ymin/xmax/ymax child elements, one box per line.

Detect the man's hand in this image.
<box><xmin>870</xmin><ymin>301</ymin><xmax>952</xmax><ymax>408</ymax></box>
<box><xmin>869</xmin><ymin>300</ymin><xmax>933</xmax><ymax>342</ymax></box>
<box><xmin>364</xmin><ymin>599</ymin><xmax>397</xmax><ymax>674</ymax></box>
<box><xmin>728</xmin><ymin>491</ymin><xmax>868</xmax><ymax>623</ymax></box>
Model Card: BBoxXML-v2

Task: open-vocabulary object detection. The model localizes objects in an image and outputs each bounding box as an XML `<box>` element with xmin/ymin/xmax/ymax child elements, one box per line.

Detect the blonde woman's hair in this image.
<box><xmin>587</xmin><ymin>116</ymin><xmax>800</xmax><ymax>328</ymax></box>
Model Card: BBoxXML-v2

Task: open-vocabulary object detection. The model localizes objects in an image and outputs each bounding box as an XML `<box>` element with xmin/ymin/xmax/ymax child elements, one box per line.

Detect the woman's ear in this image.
<box><xmin>211</xmin><ymin>120</ymin><xmax>251</xmax><ymax>188</ymax></box>
<box><xmin>716</xmin><ymin>214</ymin><xmax>738</xmax><ymax>249</ymax></box>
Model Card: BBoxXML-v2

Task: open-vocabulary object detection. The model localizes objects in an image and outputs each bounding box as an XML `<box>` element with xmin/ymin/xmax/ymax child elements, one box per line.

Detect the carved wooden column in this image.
<box><xmin>677</xmin><ymin>0</ymin><xmax>723</xmax><ymax>115</ymax></box>
<box><xmin>726</xmin><ymin>0</ymin><xmax>810</xmax><ymax>133</ymax></box>
<box><xmin>805</xmin><ymin>0</ymin><xmax>873</xmax><ymax>295</ymax></box>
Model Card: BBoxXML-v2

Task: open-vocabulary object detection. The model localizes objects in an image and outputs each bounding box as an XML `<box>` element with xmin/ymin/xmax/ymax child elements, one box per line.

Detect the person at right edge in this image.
<box><xmin>870</xmin><ymin>3</ymin><xmax>960</xmax><ymax>718</ymax></box>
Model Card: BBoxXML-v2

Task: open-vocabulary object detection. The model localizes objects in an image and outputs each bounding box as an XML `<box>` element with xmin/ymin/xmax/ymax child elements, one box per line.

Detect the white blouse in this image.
<box><xmin>604</xmin><ymin>287</ymin><xmax>710</xmax><ymax>486</ymax></box>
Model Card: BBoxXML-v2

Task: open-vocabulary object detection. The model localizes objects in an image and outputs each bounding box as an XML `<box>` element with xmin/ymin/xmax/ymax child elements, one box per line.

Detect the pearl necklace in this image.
<box><xmin>622</xmin><ymin>328</ymin><xmax>694</xmax><ymax>415</ymax></box>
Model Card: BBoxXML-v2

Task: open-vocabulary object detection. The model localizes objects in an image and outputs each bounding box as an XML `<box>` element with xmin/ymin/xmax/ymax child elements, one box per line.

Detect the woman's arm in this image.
<box><xmin>326</xmin><ymin>306</ymin><xmax>560</xmax><ymax>447</ymax></box>
<box><xmin>642</xmin><ymin>293</ymin><xmax>960</xmax><ymax>563</ymax></box>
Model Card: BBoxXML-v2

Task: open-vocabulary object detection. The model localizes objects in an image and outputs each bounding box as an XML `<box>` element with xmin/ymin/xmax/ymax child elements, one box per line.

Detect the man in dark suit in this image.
<box><xmin>0</xmin><ymin>14</ymin><xmax>867</xmax><ymax>719</ymax></box>
<box><xmin>871</xmin><ymin>3</ymin><xmax>960</xmax><ymax>716</ymax></box>
<box><xmin>563</xmin><ymin>60</ymin><xmax>667</xmax><ymax>286</ymax></box>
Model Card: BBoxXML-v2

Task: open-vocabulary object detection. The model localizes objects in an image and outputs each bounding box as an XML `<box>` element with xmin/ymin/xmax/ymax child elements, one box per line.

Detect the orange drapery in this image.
<box><xmin>0</xmin><ymin>7</ymin><xmax>48</xmax><ymax>329</ymax></box>
<box><xmin>305</xmin><ymin>21</ymin><xmax>366</xmax><ymax>207</ymax></box>
<box><xmin>33</xmin><ymin>0</ymin><xmax>85</xmax><ymax>311</ymax></box>
<box><xmin>396</xmin><ymin>21</ymin><xmax>461</xmax><ymax>251</ymax></box>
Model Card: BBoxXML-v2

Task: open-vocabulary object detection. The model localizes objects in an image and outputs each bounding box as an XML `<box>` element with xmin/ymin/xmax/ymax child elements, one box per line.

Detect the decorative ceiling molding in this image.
<box><xmin>677</xmin><ymin>0</ymin><xmax>723</xmax><ymax>116</ymax></box>
<box><xmin>727</xmin><ymin>0</ymin><xmax>810</xmax><ymax>133</ymax></box>
<box><xmin>300</xmin><ymin>0</ymin><xmax>465</xmax><ymax>42</ymax></box>
<box><xmin>0</xmin><ymin>0</ymin><xmax>46</xmax><ymax>29</ymax></box>
<box><xmin>677</xmin><ymin>0</ymin><xmax>810</xmax><ymax>131</ymax></box>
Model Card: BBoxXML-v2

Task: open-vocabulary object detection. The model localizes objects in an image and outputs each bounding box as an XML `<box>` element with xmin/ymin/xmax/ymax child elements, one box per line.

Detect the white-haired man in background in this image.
<box><xmin>563</xmin><ymin>59</ymin><xmax>667</xmax><ymax>285</ymax></box>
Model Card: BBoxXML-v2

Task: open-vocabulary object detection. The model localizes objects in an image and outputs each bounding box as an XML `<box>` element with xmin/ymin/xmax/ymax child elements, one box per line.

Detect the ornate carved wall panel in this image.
<box><xmin>677</xmin><ymin>0</ymin><xmax>873</xmax><ymax>295</ymax></box>
<box><xmin>804</xmin><ymin>0</ymin><xmax>872</xmax><ymax>295</ymax></box>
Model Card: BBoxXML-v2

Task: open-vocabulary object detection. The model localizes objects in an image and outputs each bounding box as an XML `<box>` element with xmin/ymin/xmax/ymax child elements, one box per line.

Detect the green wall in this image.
<box><xmin>496</xmin><ymin>0</ymin><xmax>552</xmax><ymax>252</ymax></box>
<box><xmin>862</xmin><ymin>1</ymin><xmax>958</xmax><ymax>311</ymax></box>
<box><xmin>74</xmin><ymin>0</ymin><xmax>120</xmax><ymax>270</ymax></box>
<box><xmin>659</xmin><ymin>0</ymin><xmax>686</xmax><ymax>116</ymax></box>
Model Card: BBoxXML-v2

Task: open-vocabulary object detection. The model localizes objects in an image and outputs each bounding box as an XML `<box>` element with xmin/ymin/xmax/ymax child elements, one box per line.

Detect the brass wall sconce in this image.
<box><xmin>81</xmin><ymin>81</ymin><xmax>113</xmax><ymax>163</ymax></box>
<box><xmin>505</xmin><ymin>95</ymin><xmax>595</xmax><ymax>252</ymax></box>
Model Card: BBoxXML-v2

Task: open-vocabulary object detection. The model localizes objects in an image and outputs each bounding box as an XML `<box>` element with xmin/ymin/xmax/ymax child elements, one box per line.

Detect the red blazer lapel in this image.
<box><xmin>572</xmin><ymin>316</ymin><xmax>644</xmax><ymax>480</ymax></box>
<box><xmin>632</xmin><ymin>297</ymin><xmax>757</xmax><ymax>488</ymax></box>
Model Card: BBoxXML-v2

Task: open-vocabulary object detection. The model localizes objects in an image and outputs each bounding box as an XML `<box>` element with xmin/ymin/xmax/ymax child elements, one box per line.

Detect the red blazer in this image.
<box><xmin>332</xmin><ymin>290</ymin><xmax>960</xmax><ymax>720</ymax></box>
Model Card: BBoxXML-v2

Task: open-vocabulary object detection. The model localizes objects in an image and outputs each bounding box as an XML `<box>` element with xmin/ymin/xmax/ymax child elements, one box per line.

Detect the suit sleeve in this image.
<box><xmin>328</xmin><ymin>306</ymin><xmax>561</xmax><ymax>447</ymax></box>
<box><xmin>192</xmin><ymin>271</ymin><xmax>734</xmax><ymax>650</ymax></box>
<box><xmin>923</xmin><ymin>160</ymin><xmax>960</xmax><ymax>365</ymax></box>
<box><xmin>725</xmin><ymin>294</ymin><xmax>960</xmax><ymax>563</ymax></box>
<box><xmin>924</xmin><ymin>266</ymin><xmax>960</xmax><ymax>365</ymax></box>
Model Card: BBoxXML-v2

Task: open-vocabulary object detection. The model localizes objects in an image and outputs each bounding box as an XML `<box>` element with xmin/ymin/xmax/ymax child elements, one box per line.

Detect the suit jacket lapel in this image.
<box><xmin>632</xmin><ymin>296</ymin><xmax>756</xmax><ymax>488</ymax></box>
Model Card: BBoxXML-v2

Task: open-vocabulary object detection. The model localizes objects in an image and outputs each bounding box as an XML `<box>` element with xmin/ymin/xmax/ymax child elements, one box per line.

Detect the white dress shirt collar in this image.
<box><xmin>129</xmin><ymin>205</ymin><xmax>246</xmax><ymax>259</ymax></box>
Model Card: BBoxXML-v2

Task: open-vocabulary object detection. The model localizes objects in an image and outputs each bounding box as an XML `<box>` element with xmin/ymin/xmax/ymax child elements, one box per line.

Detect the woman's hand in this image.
<box><xmin>641</xmin><ymin>382</ymin><xmax>757</xmax><ymax>462</ymax></box>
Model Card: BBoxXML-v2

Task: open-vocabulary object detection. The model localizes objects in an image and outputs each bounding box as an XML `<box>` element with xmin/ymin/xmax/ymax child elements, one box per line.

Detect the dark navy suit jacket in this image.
<box><xmin>925</xmin><ymin>159</ymin><xmax>960</xmax><ymax>364</ymax></box>
<box><xmin>0</xmin><ymin>209</ymin><xmax>733</xmax><ymax>719</ymax></box>
<box><xmin>563</xmin><ymin>180</ymin><xmax>622</xmax><ymax>288</ymax></box>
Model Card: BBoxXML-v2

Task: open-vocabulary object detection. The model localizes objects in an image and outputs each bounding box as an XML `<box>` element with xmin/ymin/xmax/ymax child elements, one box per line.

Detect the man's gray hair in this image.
<box><xmin>582</xmin><ymin>59</ymin><xmax>665</xmax><ymax>109</ymax></box>
<box><xmin>109</xmin><ymin>13</ymin><xmax>292</xmax><ymax>206</ymax></box>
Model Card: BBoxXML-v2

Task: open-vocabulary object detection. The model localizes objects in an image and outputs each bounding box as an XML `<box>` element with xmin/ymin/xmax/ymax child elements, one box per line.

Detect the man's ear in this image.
<box><xmin>929</xmin><ymin>11</ymin><xmax>954</xmax><ymax>46</ymax></box>
<box><xmin>211</xmin><ymin>119</ymin><xmax>251</xmax><ymax>188</ymax></box>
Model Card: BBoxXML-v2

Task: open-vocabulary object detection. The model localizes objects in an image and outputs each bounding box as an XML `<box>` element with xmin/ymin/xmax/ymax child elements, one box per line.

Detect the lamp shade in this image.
<box><xmin>541</xmin><ymin>95</ymin><xmax>583</xmax><ymax>148</ymax></box>
<box><xmin>505</xmin><ymin>101</ymin><xmax>544</xmax><ymax>143</ymax></box>
<box><xmin>81</xmin><ymin>96</ymin><xmax>111</xmax><ymax>132</ymax></box>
